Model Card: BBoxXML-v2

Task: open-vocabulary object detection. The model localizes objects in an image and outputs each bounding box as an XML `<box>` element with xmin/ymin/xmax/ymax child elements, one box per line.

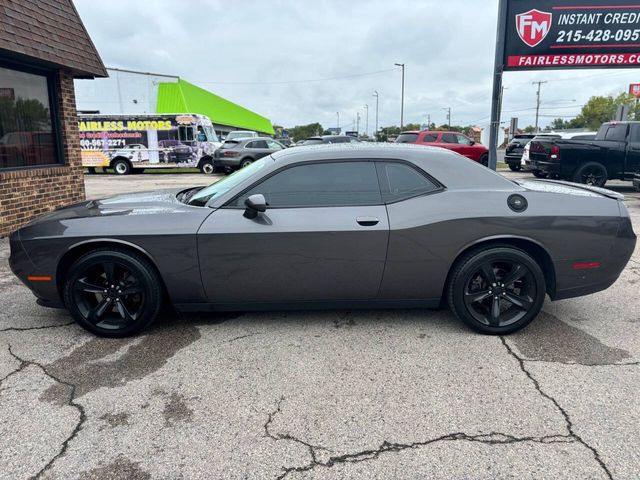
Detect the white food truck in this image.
<box><xmin>78</xmin><ymin>113</ymin><xmax>222</xmax><ymax>174</ymax></box>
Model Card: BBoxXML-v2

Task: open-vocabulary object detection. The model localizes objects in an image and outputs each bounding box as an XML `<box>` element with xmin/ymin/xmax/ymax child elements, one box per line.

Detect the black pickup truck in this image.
<box><xmin>528</xmin><ymin>121</ymin><xmax>640</xmax><ymax>187</ymax></box>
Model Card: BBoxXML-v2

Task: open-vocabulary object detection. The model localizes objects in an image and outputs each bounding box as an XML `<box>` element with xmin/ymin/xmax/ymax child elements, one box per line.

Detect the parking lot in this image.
<box><xmin>1</xmin><ymin>170</ymin><xmax>639</xmax><ymax>479</ymax></box>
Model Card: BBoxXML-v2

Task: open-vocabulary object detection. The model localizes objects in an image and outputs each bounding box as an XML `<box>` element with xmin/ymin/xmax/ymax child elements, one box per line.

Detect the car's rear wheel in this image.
<box><xmin>448</xmin><ymin>246</ymin><xmax>546</xmax><ymax>334</ymax></box>
<box><xmin>63</xmin><ymin>249</ymin><xmax>163</xmax><ymax>337</ymax></box>
<box><xmin>573</xmin><ymin>162</ymin><xmax>607</xmax><ymax>187</ymax></box>
<box><xmin>532</xmin><ymin>170</ymin><xmax>547</xmax><ymax>178</ymax></box>
<box><xmin>240</xmin><ymin>158</ymin><xmax>253</xmax><ymax>169</ymax></box>
<box><xmin>112</xmin><ymin>158</ymin><xmax>131</xmax><ymax>175</ymax></box>
<box><xmin>508</xmin><ymin>163</ymin><xmax>521</xmax><ymax>171</ymax></box>
<box><xmin>199</xmin><ymin>158</ymin><xmax>215</xmax><ymax>175</ymax></box>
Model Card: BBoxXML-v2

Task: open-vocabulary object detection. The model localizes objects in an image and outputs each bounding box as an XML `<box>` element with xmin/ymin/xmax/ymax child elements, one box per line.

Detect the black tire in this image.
<box><xmin>199</xmin><ymin>158</ymin><xmax>215</xmax><ymax>175</ymax></box>
<box><xmin>63</xmin><ymin>248</ymin><xmax>163</xmax><ymax>337</ymax></box>
<box><xmin>532</xmin><ymin>170</ymin><xmax>548</xmax><ymax>179</ymax></box>
<box><xmin>447</xmin><ymin>246</ymin><xmax>546</xmax><ymax>335</ymax></box>
<box><xmin>239</xmin><ymin>158</ymin><xmax>254</xmax><ymax>169</ymax></box>
<box><xmin>480</xmin><ymin>154</ymin><xmax>488</xmax><ymax>167</ymax></box>
<box><xmin>508</xmin><ymin>163</ymin><xmax>521</xmax><ymax>172</ymax></box>
<box><xmin>86</xmin><ymin>167</ymin><xmax>97</xmax><ymax>175</ymax></box>
<box><xmin>572</xmin><ymin>162</ymin><xmax>607</xmax><ymax>187</ymax></box>
<box><xmin>112</xmin><ymin>158</ymin><xmax>131</xmax><ymax>175</ymax></box>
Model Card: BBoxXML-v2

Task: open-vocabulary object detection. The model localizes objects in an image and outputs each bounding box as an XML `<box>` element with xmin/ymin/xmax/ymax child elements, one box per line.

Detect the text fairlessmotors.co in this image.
<box><xmin>503</xmin><ymin>0</ymin><xmax>640</xmax><ymax>71</ymax></box>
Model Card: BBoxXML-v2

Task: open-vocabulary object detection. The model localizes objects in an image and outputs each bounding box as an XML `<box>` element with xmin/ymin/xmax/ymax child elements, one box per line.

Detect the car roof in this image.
<box><xmin>267</xmin><ymin>143</ymin><xmax>515</xmax><ymax>191</ymax></box>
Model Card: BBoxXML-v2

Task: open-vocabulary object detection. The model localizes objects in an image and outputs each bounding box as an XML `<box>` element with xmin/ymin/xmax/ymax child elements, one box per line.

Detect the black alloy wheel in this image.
<box><xmin>573</xmin><ymin>162</ymin><xmax>607</xmax><ymax>187</ymax></box>
<box><xmin>480</xmin><ymin>154</ymin><xmax>489</xmax><ymax>167</ymax></box>
<box><xmin>448</xmin><ymin>246</ymin><xmax>546</xmax><ymax>334</ymax></box>
<box><xmin>63</xmin><ymin>249</ymin><xmax>163</xmax><ymax>337</ymax></box>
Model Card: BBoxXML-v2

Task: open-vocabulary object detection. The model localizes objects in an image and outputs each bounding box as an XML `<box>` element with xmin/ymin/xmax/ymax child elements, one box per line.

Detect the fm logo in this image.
<box><xmin>516</xmin><ymin>9</ymin><xmax>552</xmax><ymax>47</ymax></box>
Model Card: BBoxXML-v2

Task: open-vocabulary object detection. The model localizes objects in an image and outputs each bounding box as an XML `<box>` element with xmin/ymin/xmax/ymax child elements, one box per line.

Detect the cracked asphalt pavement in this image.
<box><xmin>1</xmin><ymin>171</ymin><xmax>639</xmax><ymax>479</ymax></box>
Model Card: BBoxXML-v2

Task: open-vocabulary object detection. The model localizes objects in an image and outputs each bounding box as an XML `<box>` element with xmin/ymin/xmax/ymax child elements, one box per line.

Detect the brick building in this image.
<box><xmin>0</xmin><ymin>0</ymin><xmax>106</xmax><ymax>237</ymax></box>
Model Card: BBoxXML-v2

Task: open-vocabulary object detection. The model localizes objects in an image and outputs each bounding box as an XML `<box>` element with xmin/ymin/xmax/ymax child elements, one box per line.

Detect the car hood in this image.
<box><xmin>25</xmin><ymin>188</ymin><xmax>197</xmax><ymax>224</ymax></box>
<box><xmin>517</xmin><ymin>179</ymin><xmax>624</xmax><ymax>200</ymax></box>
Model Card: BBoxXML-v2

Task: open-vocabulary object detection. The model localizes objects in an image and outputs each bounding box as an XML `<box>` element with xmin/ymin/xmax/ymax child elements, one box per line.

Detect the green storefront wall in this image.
<box><xmin>156</xmin><ymin>79</ymin><xmax>274</xmax><ymax>135</ymax></box>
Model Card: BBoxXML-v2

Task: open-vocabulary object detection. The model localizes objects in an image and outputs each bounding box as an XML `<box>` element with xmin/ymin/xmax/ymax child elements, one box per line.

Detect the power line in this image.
<box><xmin>192</xmin><ymin>68</ymin><xmax>397</xmax><ymax>86</ymax></box>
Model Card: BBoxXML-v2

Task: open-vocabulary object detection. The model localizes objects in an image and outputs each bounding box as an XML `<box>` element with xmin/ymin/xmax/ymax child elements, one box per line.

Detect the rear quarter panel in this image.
<box><xmin>379</xmin><ymin>189</ymin><xmax>621</xmax><ymax>300</ymax></box>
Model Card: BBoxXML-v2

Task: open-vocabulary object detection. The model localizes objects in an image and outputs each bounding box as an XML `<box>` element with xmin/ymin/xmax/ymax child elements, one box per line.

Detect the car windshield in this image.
<box><xmin>188</xmin><ymin>156</ymin><xmax>269</xmax><ymax>206</ymax></box>
<box><xmin>302</xmin><ymin>138</ymin><xmax>323</xmax><ymax>145</ymax></box>
<box><xmin>395</xmin><ymin>133</ymin><xmax>419</xmax><ymax>143</ymax></box>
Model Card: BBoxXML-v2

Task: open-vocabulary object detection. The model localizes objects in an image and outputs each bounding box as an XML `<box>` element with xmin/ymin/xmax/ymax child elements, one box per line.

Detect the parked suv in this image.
<box><xmin>213</xmin><ymin>137</ymin><xmax>285</xmax><ymax>173</ymax></box>
<box><xmin>225</xmin><ymin>130</ymin><xmax>258</xmax><ymax>141</ymax></box>
<box><xmin>300</xmin><ymin>135</ymin><xmax>361</xmax><ymax>145</ymax></box>
<box><xmin>504</xmin><ymin>134</ymin><xmax>535</xmax><ymax>171</ymax></box>
<box><xmin>395</xmin><ymin>131</ymin><xmax>489</xmax><ymax>165</ymax></box>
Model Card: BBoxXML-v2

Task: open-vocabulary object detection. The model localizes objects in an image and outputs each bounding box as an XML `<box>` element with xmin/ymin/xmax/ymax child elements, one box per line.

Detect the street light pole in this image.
<box><xmin>356</xmin><ymin>112</ymin><xmax>361</xmax><ymax>135</ymax></box>
<box><xmin>336</xmin><ymin>112</ymin><xmax>340</xmax><ymax>132</ymax></box>
<box><xmin>373</xmin><ymin>91</ymin><xmax>379</xmax><ymax>140</ymax></box>
<box><xmin>394</xmin><ymin>63</ymin><xmax>405</xmax><ymax>131</ymax></box>
<box><xmin>364</xmin><ymin>104</ymin><xmax>369</xmax><ymax>137</ymax></box>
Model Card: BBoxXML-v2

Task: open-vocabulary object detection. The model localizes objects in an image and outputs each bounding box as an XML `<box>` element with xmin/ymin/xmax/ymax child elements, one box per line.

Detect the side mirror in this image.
<box><xmin>469</xmin><ymin>140</ymin><xmax>475</xmax><ymax>145</ymax></box>
<box><xmin>243</xmin><ymin>194</ymin><xmax>267</xmax><ymax>219</ymax></box>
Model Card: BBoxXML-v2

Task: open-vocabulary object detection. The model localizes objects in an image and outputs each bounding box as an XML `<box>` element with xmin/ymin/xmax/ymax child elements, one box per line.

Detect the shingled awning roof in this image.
<box><xmin>0</xmin><ymin>0</ymin><xmax>106</xmax><ymax>78</ymax></box>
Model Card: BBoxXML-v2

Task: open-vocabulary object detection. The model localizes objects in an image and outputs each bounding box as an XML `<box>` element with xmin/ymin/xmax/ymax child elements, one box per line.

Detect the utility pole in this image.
<box><xmin>427</xmin><ymin>113</ymin><xmax>431</xmax><ymax>129</ymax></box>
<box><xmin>336</xmin><ymin>112</ymin><xmax>340</xmax><ymax>132</ymax></box>
<box><xmin>533</xmin><ymin>81</ymin><xmax>547</xmax><ymax>133</ymax></box>
<box><xmin>373</xmin><ymin>91</ymin><xmax>379</xmax><ymax>140</ymax></box>
<box><xmin>395</xmin><ymin>63</ymin><xmax>405</xmax><ymax>130</ymax></box>
<box><xmin>356</xmin><ymin>112</ymin><xmax>361</xmax><ymax>135</ymax></box>
<box><xmin>442</xmin><ymin>107</ymin><xmax>451</xmax><ymax>127</ymax></box>
<box><xmin>364</xmin><ymin>104</ymin><xmax>369</xmax><ymax>137</ymax></box>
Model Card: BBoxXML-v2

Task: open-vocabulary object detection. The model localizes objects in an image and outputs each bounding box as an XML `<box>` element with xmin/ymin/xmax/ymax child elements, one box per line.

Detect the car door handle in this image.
<box><xmin>356</xmin><ymin>216</ymin><xmax>379</xmax><ymax>226</ymax></box>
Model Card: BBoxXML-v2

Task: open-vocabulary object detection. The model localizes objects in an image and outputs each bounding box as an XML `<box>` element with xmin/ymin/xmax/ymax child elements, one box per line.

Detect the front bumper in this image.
<box><xmin>9</xmin><ymin>230</ymin><xmax>64</xmax><ymax>308</ymax></box>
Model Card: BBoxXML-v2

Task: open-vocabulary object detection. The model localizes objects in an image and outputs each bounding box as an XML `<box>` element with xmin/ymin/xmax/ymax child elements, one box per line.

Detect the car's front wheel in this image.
<box><xmin>508</xmin><ymin>163</ymin><xmax>521</xmax><ymax>171</ymax></box>
<box><xmin>479</xmin><ymin>154</ymin><xmax>488</xmax><ymax>167</ymax></box>
<box><xmin>448</xmin><ymin>246</ymin><xmax>546</xmax><ymax>334</ymax></box>
<box><xmin>532</xmin><ymin>170</ymin><xmax>547</xmax><ymax>179</ymax></box>
<box><xmin>63</xmin><ymin>248</ymin><xmax>163</xmax><ymax>337</ymax></box>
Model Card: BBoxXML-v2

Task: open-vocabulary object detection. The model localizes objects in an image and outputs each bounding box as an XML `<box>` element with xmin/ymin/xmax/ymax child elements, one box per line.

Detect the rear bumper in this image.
<box><xmin>529</xmin><ymin>159</ymin><xmax>562</xmax><ymax>174</ymax></box>
<box><xmin>552</xmin><ymin>216</ymin><xmax>636</xmax><ymax>300</ymax></box>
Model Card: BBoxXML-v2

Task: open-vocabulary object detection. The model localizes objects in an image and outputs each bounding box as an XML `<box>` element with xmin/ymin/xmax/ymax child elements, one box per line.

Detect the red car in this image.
<box><xmin>396</xmin><ymin>131</ymin><xmax>489</xmax><ymax>165</ymax></box>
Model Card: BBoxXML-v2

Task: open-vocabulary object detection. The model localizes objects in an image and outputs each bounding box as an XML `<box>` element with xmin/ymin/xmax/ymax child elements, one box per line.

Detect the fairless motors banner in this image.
<box><xmin>504</xmin><ymin>0</ymin><xmax>640</xmax><ymax>70</ymax></box>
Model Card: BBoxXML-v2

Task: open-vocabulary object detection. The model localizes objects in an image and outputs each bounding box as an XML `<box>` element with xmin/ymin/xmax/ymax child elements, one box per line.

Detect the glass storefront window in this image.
<box><xmin>0</xmin><ymin>65</ymin><xmax>59</xmax><ymax>169</ymax></box>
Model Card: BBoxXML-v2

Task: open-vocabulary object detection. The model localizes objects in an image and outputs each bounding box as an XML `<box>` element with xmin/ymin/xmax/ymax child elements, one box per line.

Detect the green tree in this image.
<box><xmin>287</xmin><ymin>123</ymin><xmax>324</xmax><ymax>141</ymax></box>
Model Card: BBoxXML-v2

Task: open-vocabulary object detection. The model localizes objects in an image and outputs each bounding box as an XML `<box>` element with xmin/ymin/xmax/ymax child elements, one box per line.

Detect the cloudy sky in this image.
<box><xmin>74</xmin><ymin>0</ymin><xmax>640</xmax><ymax>134</ymax></box>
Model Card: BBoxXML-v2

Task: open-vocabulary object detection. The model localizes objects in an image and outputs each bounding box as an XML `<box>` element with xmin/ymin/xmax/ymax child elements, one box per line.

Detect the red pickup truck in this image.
<box><xmin>396</xmin><ymin>131</ymin><xmax>489</xmax><ymax>165</ymax></box>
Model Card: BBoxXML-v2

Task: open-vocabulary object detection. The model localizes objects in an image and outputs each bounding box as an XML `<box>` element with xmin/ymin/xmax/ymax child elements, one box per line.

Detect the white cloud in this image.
<box><xmin>74</xmin><ymin>0</ymin><xmax>640</xmax><ymax>132</ymax></box>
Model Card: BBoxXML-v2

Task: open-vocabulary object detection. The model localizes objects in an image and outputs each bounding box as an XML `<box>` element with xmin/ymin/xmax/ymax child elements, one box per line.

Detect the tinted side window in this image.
<box><xmin>396</xmin><ymin>133</ymin><xmax>419</xmax><ymax>143</ymax></box>
<box><xmin>234</xmin><ymin>161</ymin><xmax>381</xmax><ymax>207</ymax></box>
<box><xmin>456</xmin><ymin>134</ymin><xmax>473</xmax><ymax>145</ymax></box>
<box><xmin>441</xmin><ymin>133</ymin><xmax>458</xmax><ymax>144</ymax></box>
<box><xmin>604</xmin><ymin>124</ymin><xmax>627</xmax><ymax>142</ymax></box>
<box><xmin>377</xmin><ymin>162</ymin><xmax>439</xmax><ymax>203</ymax></box>
<box><xmin>422</xmin><ymin>133</ymin><xmax>438</xmax><ymax>142</ymax></box>
<box><xmin>630</xmin><ymin>124</ymin><xmax>640</xmax><ymax>143</ymax></box>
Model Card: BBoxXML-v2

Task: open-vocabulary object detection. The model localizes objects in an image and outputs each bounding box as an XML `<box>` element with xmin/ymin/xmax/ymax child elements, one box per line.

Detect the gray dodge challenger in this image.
<box><xmin>9</xmin><ymin>144</ymin><xmax>636</xmax><ymax>337</ymax></box>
